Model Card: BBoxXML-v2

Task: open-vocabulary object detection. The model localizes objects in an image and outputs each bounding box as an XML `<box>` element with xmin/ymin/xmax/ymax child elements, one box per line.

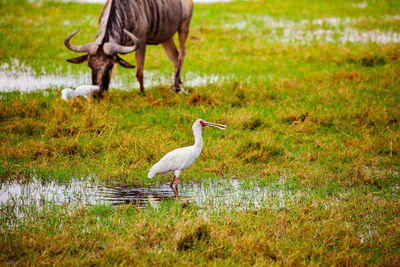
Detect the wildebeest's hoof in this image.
<box><xmin>172</xmin><ymin>87</ymin><xmax>189</xmax><ymax>95</ymax></box>
<box><xmin>91</xmin><ymin>91</ymin><xmax>104</xmax><ymax>99</ymax></box>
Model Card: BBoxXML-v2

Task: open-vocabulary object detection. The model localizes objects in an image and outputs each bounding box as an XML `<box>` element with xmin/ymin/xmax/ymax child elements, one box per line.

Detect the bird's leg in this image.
<box><xmin>175</xmin><ymin>176</ymin><xmax>179</xmax><ymax>188</ymax></box>
<box><xmin>173</xmin><ymin>187</ymin><xmax>179</xmax><ymax>198</ymax></box>
<box><xmin>169</xmin><ymin>175</ymin><xmax>176</xmax><ymax>188</ymax></box>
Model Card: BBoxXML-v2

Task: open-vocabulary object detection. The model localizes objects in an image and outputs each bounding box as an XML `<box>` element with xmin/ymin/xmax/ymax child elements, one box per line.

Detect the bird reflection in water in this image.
<box><xmin>99</xmin><ymin>183</ymin><xmax>188</xmax><ymax>207</ymax></box>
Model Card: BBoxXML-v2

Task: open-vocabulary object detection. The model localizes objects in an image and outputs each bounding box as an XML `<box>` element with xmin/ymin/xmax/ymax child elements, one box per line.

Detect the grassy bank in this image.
<box><xmin>1</xmin><ymin>0</ymin><xmax>399</xmax><ymax>265</ymax></box>
<box><xmin>1</xmin><ymin>192</ymin><xmax>399</xmax><ymax>265</ymax></box>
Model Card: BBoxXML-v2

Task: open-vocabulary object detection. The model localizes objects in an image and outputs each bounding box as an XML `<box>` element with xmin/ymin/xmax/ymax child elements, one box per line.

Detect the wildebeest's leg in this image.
<box><xmin>135</xmin><ymin>45</ymin><xmax>146</xmax><ymax>94</ymax></box>
<box><xmin>161</xmin><ymin>38</ymin><xmax>180</xmax><ymax>92</ymax></box>
<box><xmin>176</xmin><ymin>21</ymin><xmax>190</xmax><ymax>89</ymax></box>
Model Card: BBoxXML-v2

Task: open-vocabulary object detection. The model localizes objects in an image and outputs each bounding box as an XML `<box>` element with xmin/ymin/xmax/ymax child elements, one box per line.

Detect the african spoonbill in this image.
<box><xmin>148</xmin><ymin>119</ymin><xmax>226</xmax><ymax>188</ymax></box>
<box><xmin>61</xmin><ymin>88</ymin><xmax>78</xmax><ymax>101</ymax></box>
<box><xmin>61</xmin><ymin>85</ymin><xmax>99</xmax><ymax>101</ymax></box>
<box><xmin>75</xmin><ymin>85</ymin><xmax>99</xmax><ymax>99</ymax></box>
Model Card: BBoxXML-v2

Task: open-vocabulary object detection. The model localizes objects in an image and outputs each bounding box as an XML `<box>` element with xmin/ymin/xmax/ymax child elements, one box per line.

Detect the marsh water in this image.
<box><xmin>62</xmin><ymin>0</ymin><xmax>235</xmax><ymax>3</ymax></box>
<box><xmin>0</xmin><ymin>61</ymin><xmax>232</xmax><ymax>93</ymax></box>
<box><xmin>0</xmin><ymin>177</ymin><xmax>299</xmax><ymax>212</ymax></box>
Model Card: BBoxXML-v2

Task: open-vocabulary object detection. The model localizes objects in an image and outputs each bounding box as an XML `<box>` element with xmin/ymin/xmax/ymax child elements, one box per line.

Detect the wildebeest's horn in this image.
<box><xmin>103</xmin><ymin>29</ymin><xmax>139</xmax><ymax>55</ymax></box>
<box><xmin>64</xmin><ymin>30</ymin><xmax>94</xmax><ymax>53</ymax></box>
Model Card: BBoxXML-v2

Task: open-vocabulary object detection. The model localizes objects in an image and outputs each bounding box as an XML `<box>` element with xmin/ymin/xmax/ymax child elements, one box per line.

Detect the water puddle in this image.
<box><xmin>0</xmin><ymin>177</ymin><xmax>300</xmax><ymax>213</ymax></box>
<box><xmin>226</xmin><ymin>15</ymin><xmax>400</xmax><ymax>44</ymax></box>
<box><xmin>0</xmin><ymin>60</ymin><xmax>232</xmax><ymax>93</ymax></box>
<box><xmin>60</xmin><ymin>0</ymin><xmax>235</xmax><ymax>4</ymax></box>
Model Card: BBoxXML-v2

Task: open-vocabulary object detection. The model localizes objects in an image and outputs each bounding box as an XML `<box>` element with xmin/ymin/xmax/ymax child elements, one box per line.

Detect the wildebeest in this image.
<box><xmin>64</xmin><ymin>0</ymin><xmax>194</xmax><ymax>95</ymax></box>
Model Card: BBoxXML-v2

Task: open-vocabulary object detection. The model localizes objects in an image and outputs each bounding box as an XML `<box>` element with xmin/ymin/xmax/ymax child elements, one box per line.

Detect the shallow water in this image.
<box><xmin>0</xmin><ymin>177</ymin><xmax>299</xmax><ymax>212</ymax></box>
<box><xmin>0</xmin><ymin>60</ymin><xmax>232</xmax><ymax>93</ymax></box>
<box><xmin>226</xmin><ymin>15</ymin><xmax>400</xmax><ymax>44</ymax></box>
<box><xmin>60</xmin><ymin>0</ymin><xmax>234</xmax><ymax>3</ymax></box>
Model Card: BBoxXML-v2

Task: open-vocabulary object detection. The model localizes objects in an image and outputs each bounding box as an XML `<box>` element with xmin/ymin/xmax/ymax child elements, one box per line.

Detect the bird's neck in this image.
<box><xmin>193</xmin><ymin>128</ymin><xmax>203</xmax><ymax>150</ymax></box>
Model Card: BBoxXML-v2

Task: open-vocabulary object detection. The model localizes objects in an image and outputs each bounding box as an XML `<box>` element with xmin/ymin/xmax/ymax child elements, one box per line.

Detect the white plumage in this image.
<box><xmin>61</xmin><ymin>85</ymin><xmax>99</xmax><ymax>101</ymax></box>
<box><xmin>61</xmin><ymin>88</ymin><xmax>78</xmax><ymax>101</ymax></box>
<box><xmin>148</xmin><ymin>119</ymin><xmax>226</xmax><ymax>188</ymax></box>
<box><xmin>75</xmin><ymin>85</ymin><xmax>99</xmax><ymax>99</ymax></box>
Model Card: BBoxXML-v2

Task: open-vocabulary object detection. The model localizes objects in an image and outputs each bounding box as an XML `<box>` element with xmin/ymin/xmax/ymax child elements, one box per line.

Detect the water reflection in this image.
<box><xmin>0</xmin><ymin>177</ymin><xmax>299</xmax><ymax>212</ymax></box>
<box><xmin>100</xmin><ymin>184</ymin><xmax>182</xmax><ymax>205</ymax></box>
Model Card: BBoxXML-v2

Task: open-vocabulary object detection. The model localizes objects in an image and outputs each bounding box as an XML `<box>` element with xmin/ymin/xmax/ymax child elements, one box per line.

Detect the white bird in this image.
<box><xmin>148</xmin><ymin>119</ymin><xmax>227</xmax><ymax>188</ymax></box>
<box><xmin>75</xmin><ymin>85</ymin><xmax>99</xmax><ymax>99</ymax></box>
<box><xmin>61</xmin><ymin>88</ymin><xmax>78</xmax><ymax>101</ymax></box>
<box><xmin>61</xmin><ymin>85</ymin><xmax>99</xmax><ymax>101</ymax></box>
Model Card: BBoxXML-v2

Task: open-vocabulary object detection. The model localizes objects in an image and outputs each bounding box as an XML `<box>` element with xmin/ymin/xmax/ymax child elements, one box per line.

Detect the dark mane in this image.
<box><xmin>98</xmin><ymin>0</ymin><xmax>133</xmax><ymax>44</ymax></box>
<box><xmin>107</xmin><ymin>0</ymin><xmax>125</xmax><ymax>42</ymax></box>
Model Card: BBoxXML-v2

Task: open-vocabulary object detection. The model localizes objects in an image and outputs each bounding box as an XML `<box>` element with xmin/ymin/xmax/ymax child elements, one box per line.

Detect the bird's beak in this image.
<box><xmin>205</xmin><ymin>121</ymin><xmax>227</xmax><ymax>130</ymax></box>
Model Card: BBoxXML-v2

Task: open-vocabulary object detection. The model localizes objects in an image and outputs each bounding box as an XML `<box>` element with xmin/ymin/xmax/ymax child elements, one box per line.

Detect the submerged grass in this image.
<box><xmin>1</xmin><ymin>0</ymin><xmax>400</xmax><ymax>265</ymax></box>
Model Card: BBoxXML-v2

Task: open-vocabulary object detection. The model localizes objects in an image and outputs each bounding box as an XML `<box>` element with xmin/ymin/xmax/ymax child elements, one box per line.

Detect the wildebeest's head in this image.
<box><xmin>64</xmin><ymin>29</ymin><xmax>138</xmax><ymax>94</ymax></box>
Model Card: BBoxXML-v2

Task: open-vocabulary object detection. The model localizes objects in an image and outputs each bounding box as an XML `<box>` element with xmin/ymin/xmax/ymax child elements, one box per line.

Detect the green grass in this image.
<box><xmin>1</xmin><ymin>0</ymin><xmax>400</xmax><ymax>265</ymax></box>
<box><xmin>1</xmin><ymin>190</ymin><xmax>399</xmax><ymax>265</ymax></box>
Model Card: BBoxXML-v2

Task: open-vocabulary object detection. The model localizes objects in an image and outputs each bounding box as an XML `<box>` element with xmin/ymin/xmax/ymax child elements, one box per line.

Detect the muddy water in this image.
<box><xmin>0</xmin><ymin>177</ymin><xmax>299</xmax><ymax>212</ymax></box>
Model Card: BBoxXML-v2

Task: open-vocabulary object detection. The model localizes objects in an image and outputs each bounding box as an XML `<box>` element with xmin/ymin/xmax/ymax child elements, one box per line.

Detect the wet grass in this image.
<box><xmin>1</xmin><ymin>189</ymin><xmax>399</xmax><ymax>265</ymax></box>
<box><xmin>1</xmin><ymin>0</ymin><xmax>400</xmax><ymax>265</ymax></box>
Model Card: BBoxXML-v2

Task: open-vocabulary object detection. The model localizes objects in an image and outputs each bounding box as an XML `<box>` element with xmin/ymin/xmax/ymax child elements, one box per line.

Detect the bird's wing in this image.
<box><xmin>149</xmin><ymin>146</ymin><xmax>193</xmax><ymax>175</ymax></box>
<box><xmin>75</xmin><ymin>85</ymin><xmax>99</xmax><ymax>96</ymax></box>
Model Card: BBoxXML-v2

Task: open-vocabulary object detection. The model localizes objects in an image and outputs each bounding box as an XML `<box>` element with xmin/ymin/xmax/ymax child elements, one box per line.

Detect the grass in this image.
<box><xmin>1</xmin><ymin>190</ymin><xmax>399</xmax><ymax>265</ymax></box>
<box><xmin>0</xmin><ymin>0</ymin><xmax>400</xmax><ymax>265</ymax></box>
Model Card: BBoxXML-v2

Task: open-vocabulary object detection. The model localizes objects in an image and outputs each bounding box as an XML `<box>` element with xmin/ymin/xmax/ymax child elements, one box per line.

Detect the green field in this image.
<box><xmin>1</xmin><ymin>0</ymin><xmax>399</xmax><ymax>265</ymax></box>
